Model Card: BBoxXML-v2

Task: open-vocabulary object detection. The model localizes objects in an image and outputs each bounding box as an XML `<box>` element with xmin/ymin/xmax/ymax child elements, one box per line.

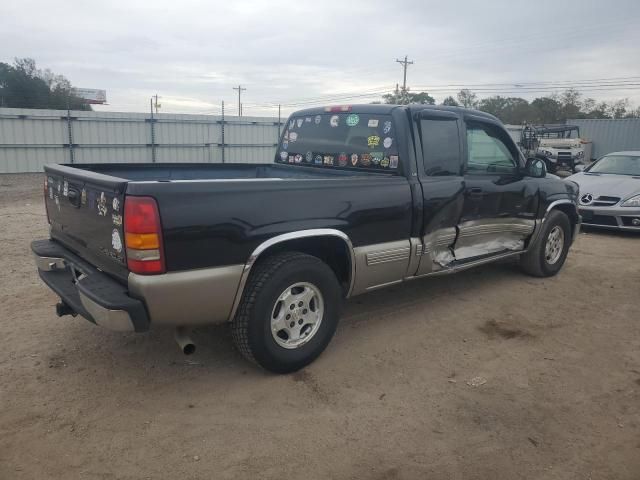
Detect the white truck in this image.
<box><xmin>518</xmin><ymin>124</ymin><xmax>591</xmax><ymax>174</ymax></box>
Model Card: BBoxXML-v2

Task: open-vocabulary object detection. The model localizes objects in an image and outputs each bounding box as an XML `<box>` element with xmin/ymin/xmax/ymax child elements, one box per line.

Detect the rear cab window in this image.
<box><xmin>275</xmin><ymin>112</ymin><xmax>400</xmax><ymax>173</ymax></box>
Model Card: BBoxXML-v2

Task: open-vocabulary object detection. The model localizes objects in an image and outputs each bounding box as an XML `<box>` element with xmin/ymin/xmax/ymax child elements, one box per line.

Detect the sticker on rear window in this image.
<box><xmin>368</xmin><ymin>119</ymin><xmax>379</xmax><ymax>128</ymax></box>
<box><xmin>383</xmin><ymin>121</ymin><xmax>392</xmax><ymax>134</ymax></box>
<box><xmin>383</xmin><ymin>137</ymin><xmax>393</xmax><ymax>149</ymax></box>
<box><xmin>346</xmin><ymin>114</ymin><xmax>359</xmax><ymax>127</ymax></box>
<box><xmin>367</xmin><ymin>135</ymin><xmax>380</xmax><ymax>148</ymax></box>
<box><xmin>330</xmin><ymin>115</ymin><xmax>339</xmax><ymax>127</ymax></box>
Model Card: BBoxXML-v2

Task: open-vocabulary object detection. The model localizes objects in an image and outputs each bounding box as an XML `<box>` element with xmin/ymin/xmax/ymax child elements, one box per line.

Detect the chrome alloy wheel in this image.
<box><xmin>270</xmin><ymin>282</ymin><xmax>324</xmax><ymax>349</ymax></box>
<box><xmin>544</xmin><ymin>225</ymin><xmax>564</xmax><ymax>265</ymax></box>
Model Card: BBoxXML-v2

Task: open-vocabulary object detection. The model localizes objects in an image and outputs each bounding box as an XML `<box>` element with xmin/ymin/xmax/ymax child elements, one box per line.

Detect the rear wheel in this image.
<box><xmin>231</xmin><ymin>251</ymin><xmax>342</xmax><ymax>373</ymax></box>
<box><xmin>520</xmin><ymin>209</ymin><xmax>571</xmax><ymax>277</ymax></box>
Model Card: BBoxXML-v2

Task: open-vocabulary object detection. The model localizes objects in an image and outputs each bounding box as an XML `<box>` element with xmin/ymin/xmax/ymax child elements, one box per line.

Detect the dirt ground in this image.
<box><xmin>1</xmin><ymin>173</ymin><xmax>639</xmax><ymax>480</ymax></box>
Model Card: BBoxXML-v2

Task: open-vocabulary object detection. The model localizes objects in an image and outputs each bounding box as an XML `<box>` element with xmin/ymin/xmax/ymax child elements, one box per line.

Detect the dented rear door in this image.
<box><xmin>44</xmin><ymin>164</ymin><xmax>129</xmax><ymax>281</ymax></box>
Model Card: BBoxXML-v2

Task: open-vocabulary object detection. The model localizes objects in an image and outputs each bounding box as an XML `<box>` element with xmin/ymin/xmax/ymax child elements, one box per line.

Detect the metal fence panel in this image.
<box><xmin>73</xmin><ymin>146</ymin><xmax>150</xmax><ymax>164</ymax></box>
<box><xmin>0</xmin><ymin>107</ymin><xmax>283</xmax><ymax>173</ymax></box>
<box><xmin>567</xmin><ymin>118</ymin><xmax>640</xmax><ymax>159</ymax></box>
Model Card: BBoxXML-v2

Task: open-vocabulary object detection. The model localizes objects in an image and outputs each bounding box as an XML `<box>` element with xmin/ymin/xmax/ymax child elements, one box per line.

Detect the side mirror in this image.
<box><xmin>524</xmin><ymin>157</ymin><xmax>547</xmax><ymax>178</ymax></box>
<box><xmin>574</xmin><ymin>164</ymin><xmax>585</xmax><ymax>172</ymax></box>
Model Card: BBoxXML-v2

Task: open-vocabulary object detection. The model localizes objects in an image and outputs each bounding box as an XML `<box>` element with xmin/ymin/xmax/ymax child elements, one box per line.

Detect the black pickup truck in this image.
<box><xmin>33</xmin><ymin>104</ymin><xmax>580</xmax><ymax>373</ymax></box>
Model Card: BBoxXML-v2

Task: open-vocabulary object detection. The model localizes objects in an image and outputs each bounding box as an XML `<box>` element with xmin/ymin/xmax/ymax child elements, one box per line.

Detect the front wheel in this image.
<box><xmin>520</xmin><ymin>209</ymin><xmax>572</xmax><ymax>277</ymax></box>
<box><xmin>231</xmin><ymin>251</ymin><xmax>343</xmax><ymax>373</ymax></box>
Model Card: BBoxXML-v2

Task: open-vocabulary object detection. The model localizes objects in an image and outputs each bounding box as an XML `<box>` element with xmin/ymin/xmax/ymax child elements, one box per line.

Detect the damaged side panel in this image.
<box><xmin>453</xmin><ymin>218</ymin><xmax>535</xmax><ymax>262</ymax></box>
<box><xmin>413</xmin><ymin>218</ymin><xmax>535</xmax><ymax>275</ymax></box>
<box><xmin>414</xmin><ymin>227</ymin><xmax>457</xmax><ymax>275</ymax></box>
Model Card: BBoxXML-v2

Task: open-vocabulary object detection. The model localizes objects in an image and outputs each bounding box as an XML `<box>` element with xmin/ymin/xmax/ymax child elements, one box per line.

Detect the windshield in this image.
<box><xmin>588</xmin><ymin>155</ymin><xmax>640</xmax><ymax>176</ymax></box>
<box><xmin>275</xmin><ymin>112</ymin><xmax>400</xmax><ymax>172</ymax></box>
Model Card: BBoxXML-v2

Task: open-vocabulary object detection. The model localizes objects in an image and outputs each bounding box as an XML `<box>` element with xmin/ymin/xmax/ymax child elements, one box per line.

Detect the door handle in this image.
<box><xmin>468</xmin><ymin>187</ymin><xmax>483</xmax><ymax>199</ymax></box>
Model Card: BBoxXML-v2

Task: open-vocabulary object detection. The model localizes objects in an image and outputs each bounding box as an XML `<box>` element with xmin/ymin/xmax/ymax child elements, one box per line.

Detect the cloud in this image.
<box><xmin>1</xmin><ymin>0</ymin><xmax>639</xmax><ymax>116</ymax></box>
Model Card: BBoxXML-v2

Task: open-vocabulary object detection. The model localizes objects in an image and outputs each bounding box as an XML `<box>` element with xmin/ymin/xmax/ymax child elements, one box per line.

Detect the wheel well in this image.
<box><xmin>253</xmin><ymin>236</ymin><xmax>352</xmax><ymax>294</ymax></box>
<box><xmin>551</xmin><ymin>203</ymin><xmax>579</xmax><ymax>236</ymax></box>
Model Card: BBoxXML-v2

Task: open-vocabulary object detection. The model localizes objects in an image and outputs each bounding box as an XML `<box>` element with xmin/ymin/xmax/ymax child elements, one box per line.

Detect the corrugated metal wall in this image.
<box><xmin>0</xmin><ymin>107</ymin><xmax>283</xmax><ymax>173</ymax></box>
<box><xmin>567</xmin><ymin>118</ymin><xmax>640</xmax><ymax>159</ymax></box>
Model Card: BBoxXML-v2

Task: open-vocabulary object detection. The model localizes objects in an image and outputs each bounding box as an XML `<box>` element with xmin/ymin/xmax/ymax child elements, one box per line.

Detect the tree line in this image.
<box><xmin>0</xmin><ymin>58</ymin><xmax>90</xmax><ymax>110</ymax></box>
<box><xmin>382</xmin><ymin>88</ymin><xmax>640</xmax><ymax>124</ymax></box>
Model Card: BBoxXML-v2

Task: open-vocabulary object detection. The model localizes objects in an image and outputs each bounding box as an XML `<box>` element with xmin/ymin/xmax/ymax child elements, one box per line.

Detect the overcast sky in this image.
<box><xmin>2</xmin><ymin>0</ymin><xmax>640</xmax><ymax>116</ymax></box>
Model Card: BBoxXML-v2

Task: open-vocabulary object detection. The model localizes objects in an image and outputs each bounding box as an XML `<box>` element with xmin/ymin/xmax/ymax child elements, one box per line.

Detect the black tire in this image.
<box><xmin>520</xmin><ymin>209</ymin><xmax>572</xmax><ymax>277</ymax></box>
<box><xmin>231</xmin><ymin>251</ymin><xmax>343</xmax><ymax>373</ymax></box>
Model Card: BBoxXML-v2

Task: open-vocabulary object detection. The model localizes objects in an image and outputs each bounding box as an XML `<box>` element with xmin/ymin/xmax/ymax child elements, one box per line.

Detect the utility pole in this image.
<box><xmin>232</xmin><ymin>85</ymin><xmax>246</xmax><ymax>117</ymax></box>
<box><xmin>150</xmin><ymin>97</ymin><xmax>156</xmax><ymax>163</ymax></box>
<box><xmin>152</xmin><ymin>94</ymin><xmax>161</xmax><ymax>114</ymax></box>
<box><xmin>395</xmin><ymin>55</ymin><xmax>414</xmax><ymax>93</ymax></box>
<box><xmin>221</xmin><ymin>100</ymin><xmax>225</xmax><ymax>164</ymax></box>
<box><xmin>277</xmin><ymin>104</ymin><xmax>281</xmax><ymax>140</ymax></box>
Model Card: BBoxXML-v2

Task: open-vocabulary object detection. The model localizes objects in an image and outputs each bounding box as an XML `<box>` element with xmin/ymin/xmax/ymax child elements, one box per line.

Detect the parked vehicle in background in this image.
<box><xmin>568</xmin><ymin>151</ymin><xmax>640</xmax><ymax>231</ymax></box>
<box><xmin>520</xmin><ymin>124</ymin><xmax>589</xmax><ymax>174</ymax></box>
<box><xmin>32</xmin><ymin>104</ymin><xmax>581</xmax><ymax>373</ymax></box>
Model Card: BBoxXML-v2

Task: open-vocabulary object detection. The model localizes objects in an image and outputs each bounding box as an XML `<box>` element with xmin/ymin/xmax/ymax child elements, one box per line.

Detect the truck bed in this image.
<box><xmin>44</xmin><ymin>162</ymin><xmax>411</xmax><ymax>284</ymax></box>
<box><xmin>71</xmin><ymin>162</ymin><xmax>388</xmax><ymax>182</ymax></box>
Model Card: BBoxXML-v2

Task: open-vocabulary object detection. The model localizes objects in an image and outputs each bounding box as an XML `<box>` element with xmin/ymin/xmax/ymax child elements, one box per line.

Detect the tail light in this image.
<box><xmin>124</xmin><ymin>196</ymin><xmax>165</xmax><ymax>275</ymax></box>
<box><xmin>43</xmin><ymin>177</ymin><xmax>51</xmax><ymax>224</ymax></box>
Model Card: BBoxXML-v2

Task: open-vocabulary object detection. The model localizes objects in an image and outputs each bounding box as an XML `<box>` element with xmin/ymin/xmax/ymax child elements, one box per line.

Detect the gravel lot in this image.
<box><xmin>1</xmin><ymin>173</ymin><xmax>639</xmax><ymax>480</ymax></box>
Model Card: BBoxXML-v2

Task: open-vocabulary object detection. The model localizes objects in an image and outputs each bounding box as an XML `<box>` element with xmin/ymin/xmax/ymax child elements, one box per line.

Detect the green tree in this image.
<box><xmin>477</xmin><ymin>96</ymin><xmax>507</xmax><ymax>118</ymax></box>
<box><xmin>382</xmin><ymin>90</ymin><xmax>435</xmax><ymax>105</ymax></box>
<box><xmin>607</xmin><ymin>98</ymin><xmax>629</xmax><ymax>119</ymax></box>
<box><xmin>531</xmin><ymin>96</ymin><xmax>563</xmax><ymax>123</ymax></box>
<box><xmin>457</xmin><ymin>89</ymin><xmax>477</xmax><ymax>109</ymax></box>
<box><xmin>559</xmin><ymin>89</ymin><xmax>582</xmax><ymax>119</ymax></box>
<box><xmin>441</xmin><ymin>96</ymin><xmax>459</xmax><ymax>106</ymax></box>
<box><xmin>0</xmin><ymin>58</ymin><xmax>90</xmax><ymax>110</ymax></box>
<box><xmin>623</xmin><ymin>106</ymin><xmax>640</xmax><ymax>118</ymax></box>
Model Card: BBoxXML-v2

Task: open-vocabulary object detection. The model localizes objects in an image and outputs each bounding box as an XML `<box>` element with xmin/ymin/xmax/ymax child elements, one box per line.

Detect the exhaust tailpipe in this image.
<box><xmin>174</xmin><ymin>327</ymin><xmax>196</xmax><ymax>355</ymax></box>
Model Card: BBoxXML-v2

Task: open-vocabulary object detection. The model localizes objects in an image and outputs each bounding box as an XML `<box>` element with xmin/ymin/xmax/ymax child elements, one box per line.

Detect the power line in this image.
<box><xmin>412</xmin><ymin>76</ymin><xmax>640</xmax><ymax>89</ymax></box>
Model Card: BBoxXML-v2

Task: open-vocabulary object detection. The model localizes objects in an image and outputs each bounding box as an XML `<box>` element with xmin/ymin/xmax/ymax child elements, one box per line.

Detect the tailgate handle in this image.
<box><xmin>67</xmin><ymin>188</ymin><xmax>81</xmax><ymax>207</ymax></box>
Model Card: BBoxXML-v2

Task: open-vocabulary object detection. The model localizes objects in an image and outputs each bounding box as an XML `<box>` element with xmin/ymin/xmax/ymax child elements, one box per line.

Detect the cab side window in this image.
<box><xmin>419</xmin><ymin>118</ymin><xmax>461</xmax><ymax>176</ymax></box>
<box><xmin>466</xmin><ymin>122</ymin><xmax>518</xmax><ymax>174</ymax></box>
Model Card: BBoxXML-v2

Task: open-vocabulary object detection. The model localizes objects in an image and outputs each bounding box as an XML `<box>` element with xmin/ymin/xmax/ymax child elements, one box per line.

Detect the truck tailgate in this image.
<box><xmin>44</xmin><ymin>164</ymin><xmax>129</xmax><ymax>281</ymax></box>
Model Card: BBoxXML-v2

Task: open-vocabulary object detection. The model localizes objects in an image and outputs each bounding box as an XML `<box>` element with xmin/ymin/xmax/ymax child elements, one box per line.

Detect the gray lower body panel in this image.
<box><xmin>128</xmin><ymin>265</ymin><xmax>244</xmax><ymax>326</ymax></box>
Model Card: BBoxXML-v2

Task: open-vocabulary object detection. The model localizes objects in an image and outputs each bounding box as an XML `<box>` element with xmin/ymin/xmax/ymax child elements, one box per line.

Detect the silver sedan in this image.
<box><xmin>567</xmin><ymin>151</ymin><xmax>640</xmax><ymax>231</ymax></box>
